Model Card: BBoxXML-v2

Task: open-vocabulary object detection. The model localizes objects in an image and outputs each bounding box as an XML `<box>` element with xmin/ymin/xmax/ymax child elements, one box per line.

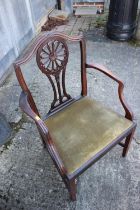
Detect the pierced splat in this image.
<box><xmin>36</xmin><ymin>37</ymin><xmax>72</xmax><ymax>113</ymax></box>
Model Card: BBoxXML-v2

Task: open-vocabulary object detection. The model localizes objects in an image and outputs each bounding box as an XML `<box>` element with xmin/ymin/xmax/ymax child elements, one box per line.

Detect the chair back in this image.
<box><xmin>14</xmin><ymin>32</ymin><xmax>87</xmax><ymax>116</ymax></box>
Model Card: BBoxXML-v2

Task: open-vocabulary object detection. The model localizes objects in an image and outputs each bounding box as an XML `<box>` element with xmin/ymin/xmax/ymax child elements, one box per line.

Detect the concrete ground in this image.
<box><xmin>0</xmin><ymin>15</ymin><xmax>140</xmax><ymax>210</ymax></box>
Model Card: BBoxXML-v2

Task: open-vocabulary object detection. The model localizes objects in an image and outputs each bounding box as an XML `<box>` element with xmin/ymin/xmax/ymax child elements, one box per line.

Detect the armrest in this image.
<box><xmin>86</xmin><ymin>63</ymin><xmax>133</xmax><ymax>121</ymax></box>
<box><xmin>19</xmin><ymin>91</ymin><xmax>48</xmax><ymax>134</ymax></box>
<box><xmin>19</xmin><ymin>91</ymin><xmax>67</xmax><ymax>176</ymax></box>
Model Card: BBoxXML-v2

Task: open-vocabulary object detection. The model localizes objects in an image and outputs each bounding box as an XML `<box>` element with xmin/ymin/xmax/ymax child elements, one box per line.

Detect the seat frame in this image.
<box><xmin>14</xmin><ymin>32</ymin><xmax>136</xmax><ymax>201</ymax></box>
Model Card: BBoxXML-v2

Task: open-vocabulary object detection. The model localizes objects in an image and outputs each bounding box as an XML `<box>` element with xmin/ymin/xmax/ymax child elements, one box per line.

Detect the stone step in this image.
<box><xmin>75</xmin><ymin>7</ymin><xmax>98</xmax><ymax>16</ymax></box>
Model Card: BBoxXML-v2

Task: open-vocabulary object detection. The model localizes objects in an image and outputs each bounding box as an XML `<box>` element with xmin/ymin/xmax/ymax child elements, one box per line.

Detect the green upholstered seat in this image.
<box><xmin>45</xmin><ymin>97</ymin><xmax>133</xmax><ymax>175</ymax></box>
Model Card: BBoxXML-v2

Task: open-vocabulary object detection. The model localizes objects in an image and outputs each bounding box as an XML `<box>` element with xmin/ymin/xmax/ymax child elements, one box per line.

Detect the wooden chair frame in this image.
<box><xmin>14</xmin><ymin>32</ymin><xmax>136</xmax><ymax>201</ymax></box>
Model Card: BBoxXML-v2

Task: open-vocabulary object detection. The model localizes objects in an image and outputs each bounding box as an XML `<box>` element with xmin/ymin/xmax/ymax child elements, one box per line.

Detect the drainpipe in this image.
<box><xmin>135</xmin><ymin>11</ymin><xmax>140</xmax><ymax>40</ymax></box>
<box><xmin>107</xmin><ymin>0</ymin><xmax>139</xmax><ymax>41</ymax></box>
<box><xmin>57</xmin><ymin>0</ymin><xmax>61</xmax><ymax>10</ymax></box>
<box><xmin>57</xmin><ymin>0</ymin><xmax>73</xmax><ymax>14</ymax></box>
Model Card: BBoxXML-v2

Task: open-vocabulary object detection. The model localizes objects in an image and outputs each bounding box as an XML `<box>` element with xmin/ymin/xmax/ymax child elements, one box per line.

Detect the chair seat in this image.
<box><xmin>45</xmin><ymin>97</ymin><xmax>133</xmax><ymax>175</ymax></box>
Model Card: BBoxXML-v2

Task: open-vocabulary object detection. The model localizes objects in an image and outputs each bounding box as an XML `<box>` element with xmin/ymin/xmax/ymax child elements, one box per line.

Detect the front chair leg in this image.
<box><xmin>40</xmin><ymin>134</ymin><xmax>46</xmax><ymax>148</ymax></box>
<box><xmin>122</xmin><ymin>128</ymin><xmax>136</xmax><ymax>157</ymax></box>
<box><xmin>68</xmin><ymin>179</ymin><xmax>77</xmax><ymax>201</ymax></box>
<box><xmin>37</xmin><ymin>126</ymin><xmax>46</xmax><ymax>148</ymax></box>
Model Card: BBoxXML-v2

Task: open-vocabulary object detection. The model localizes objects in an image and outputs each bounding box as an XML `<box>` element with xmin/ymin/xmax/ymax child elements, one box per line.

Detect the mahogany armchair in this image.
<box><xmin>14</xmin><ymin>32</ymin><xmax>136</xmax><ymax>201</ymax></box>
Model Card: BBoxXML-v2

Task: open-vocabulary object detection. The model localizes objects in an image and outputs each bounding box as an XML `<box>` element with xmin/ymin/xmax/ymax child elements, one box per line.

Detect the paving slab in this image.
<box><xmin>0</xmin><ymin>113</ymin><xmax>11</xmax><ymax>146</ymax></box>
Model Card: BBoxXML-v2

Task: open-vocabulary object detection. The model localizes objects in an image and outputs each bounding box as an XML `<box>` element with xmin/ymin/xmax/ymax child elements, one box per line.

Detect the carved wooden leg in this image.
<box><xmin>37</xmin><ymin>125</ymin><xmax>46</xmax><ymax>148</ymax></box>
<box><xmin>40</xmin><ymin>134</ymin><xmax>46</xmax><ymax>148</ymax></box>
<box><xmin>68</xmin><ymin>179</ymin><xmax>77</xmax><ymax>201</ymax></box>
<box><xmin>122</xmin><ymin>128</ymin><xmax>136</xmax><ymax>157</ymax></box>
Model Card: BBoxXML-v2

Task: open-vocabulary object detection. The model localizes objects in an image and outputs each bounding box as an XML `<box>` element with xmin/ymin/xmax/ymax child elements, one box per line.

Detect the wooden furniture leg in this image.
<box><xmin>122</xmin><ymin>128</ymin><xmax>136</xmax><ymax>157</ymax></box>
<box><xmin>37</xmin><ymin>125</ymin><xmax>46</xmax><ymax>148</ymax></box>
<box><xmin>68</xmin><ymin>179</ymin><xmax>77</xmax><ymax>201</ymax></box>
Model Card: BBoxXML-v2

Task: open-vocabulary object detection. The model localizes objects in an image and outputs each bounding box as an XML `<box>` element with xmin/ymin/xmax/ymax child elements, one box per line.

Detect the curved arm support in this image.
<box><xmin>19</xmin><ymin>91</ymin><xmax>67</xmax><ymax>176</ymax></box>
<box><xmin>86</xmin><ymin>63</ymin><xmax>134</xmax><ymax>121</ymax></box>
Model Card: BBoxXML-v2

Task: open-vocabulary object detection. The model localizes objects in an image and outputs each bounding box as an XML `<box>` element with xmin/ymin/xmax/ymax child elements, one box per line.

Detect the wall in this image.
<box><xmin>30</xmin><ymin>0</ymin><xmax>57</xmax><ymax>23</ymax></box>
<box><xmin>0</xmin><ymin>0</ymin><xmax>56</xmax><ymax>84</ymax></box>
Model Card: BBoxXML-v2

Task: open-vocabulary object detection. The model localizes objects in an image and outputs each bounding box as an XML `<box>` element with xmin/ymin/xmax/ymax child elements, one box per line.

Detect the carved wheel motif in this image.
<box><xmin>37</xmin><ymin>39</ymin><xmax>68</xmax><ymax>75</ymax></box>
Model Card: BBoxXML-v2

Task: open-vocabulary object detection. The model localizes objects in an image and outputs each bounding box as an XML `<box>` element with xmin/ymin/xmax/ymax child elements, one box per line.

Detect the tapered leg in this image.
<box><xmin>40</xmin><ymin>133</ymin><xmax>46</xmax><ymax>148</ymax></box>
<box><xmin>122</xmin><ymin>128</ymin><xmax>136</xmax><ymax>157</ymax></box>
<box><xmin>37</xmin><ymin>125</ymin><xmax>46</xmax><ymax>148</ymax></box>
<box><xmin>68</xmin><ymin>179</ymin><xmax>77</xmax><ymax>201</ymax></box>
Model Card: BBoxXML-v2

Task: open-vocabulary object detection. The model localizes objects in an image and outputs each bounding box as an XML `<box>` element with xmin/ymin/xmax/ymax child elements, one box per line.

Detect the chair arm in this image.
<box><xmin>86</xmin><ymin>63</ymin><xmax>134</xmax><ymax>121</ymax></box>
<box><xmin>19</xmin><ymin>91</ymin><xmax>48</xmax><ymax>133</ymax></box>
<box><xmin>19</xmin><ymin>91</ymin><xmax>67</xmax><ymax>176</ymax></box>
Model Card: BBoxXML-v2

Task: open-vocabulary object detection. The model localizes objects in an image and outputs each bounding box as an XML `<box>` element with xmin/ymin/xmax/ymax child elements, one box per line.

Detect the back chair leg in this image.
<box><xmin>68</xmin><ymin>179</ymin><xmax>77</xmax><ymax>201</ymax></box>
<box><xmin>122</xmin><ymin>128</ymin><xmax>136</xmax><ymax>157</ymax></box>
